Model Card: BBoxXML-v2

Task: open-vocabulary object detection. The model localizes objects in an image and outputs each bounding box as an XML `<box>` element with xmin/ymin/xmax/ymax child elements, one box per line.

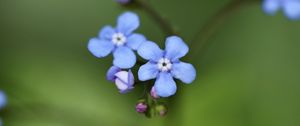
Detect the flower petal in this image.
<box><xmin>99</xmin><ymin>25</ymin><xmax>115</xmax><ymax>40</ymax></box>
<box><xmin>115</xmin><ymin>78</ymin><xmax>130</xmax><ymax>92</ymax></box>
<box><xmin>138</xmin><ymin>62</ymin><xmax>159</xmax><ymax>81</ymax></box>
<box><xmin>262</xmin><ymin>0</ymin><xmax>280</xmax><ymax>15</ymax></box>
<box><xmin>113</xmin><ymin>46</ymin><xmax>136</xmax><ymax>69</ymax></box>
<box><xmin>283</xmin><ymin>1</ymin><xmax>300</xmax><ymax>20</ymax></box>
<box><xmin>106</xmin><ymin>66</ymin><xmax>121</xmax><ymax>82</ymax></box>
<box><xmin>128</xmin><ymin>70</ymin><xmax>135</xmax><ymax>86</ymax></box>
<box><xmin>165</xmin><ymin>36</ymin><xmax>189</xmax><ymax>61</ymax></box>
<box><xmin>126</xmin><ymin>33</ymin><xmax>146</xmax><ymax>50</ymax></box>
<box><xmin>88</xmin><ymin>38</ymin><xmax>114</xmax><ymax>58</ymax></box>
<box><xmin>171</xmin><ymin>62</ymin><xmax>196</xmax><ymax>84</ymax></box>
<box><xmin>116</xmin><ymin>12</ymin><xmax>139</xmax><ymax>35</ymax></box>
<box><xmin>154</xmin><ymin>72</ymin><xmax>177</xmax><ymax>97</ymax></box>
<box><xmin>137</xmin><ymin>41</ymin><xmax>163</xmax><ymax>62</ymax></box>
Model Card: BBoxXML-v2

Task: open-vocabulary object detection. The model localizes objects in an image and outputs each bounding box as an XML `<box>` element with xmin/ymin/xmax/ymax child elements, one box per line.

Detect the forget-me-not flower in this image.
<box><xmin>0</xmin><ymin>91</ymin><xmax>6</xmax><ymax>126</ymax></box>
<box><xmin>88</xmin><ymin>12</ymin><xmax>146</xmax><ymax>68</ymax></box>
<box><xmin>137</xmin><ymin>36</ymin><xmax>196</xmax><ymax>97</ymax></box>
<box><xmin>0</xmin><ymin>91</ymin><xmax>6</xmax><ymax>110</ymax></box>
<box><xmin>263</xmin><ymin>0</ymin><xmax>300</xmax><ymax>20</ymax></box>
<box><xmin>107</xmin><ymin>66</ymin><xmax>134</xmax><ymax>93</ymax></box>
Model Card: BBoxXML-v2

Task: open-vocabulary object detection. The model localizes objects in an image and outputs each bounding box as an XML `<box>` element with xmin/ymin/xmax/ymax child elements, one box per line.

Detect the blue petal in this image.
<box><xmin>137</xmin><ymin>41</ymin><xmax>163</xmax><ymax>62</ymax></box>
<box><xmin>283</xmin><ymin>1</ymin><xmax>300</xmax><ymax>20</ymax></box>
<box><xmin>0</xmin><ymin>91</ymin><xmax>6</xmax><ymax>109</ymax></box>
<box><xmin>126</xmin><ymin>33</ymin><xmax>146</xmax><ymax>50</ymax></box>
<box><xmin>106</xmin><ymin>66</ymin><xmax>121</xmax><ymax>82</ymax></box>
<box><xmin>113</xmin><ymin>46</ymin><xmax>136</xmax><ymax>68</ymax></box>
<box><xmin>262</xmin><ymin>0</ymin><xmax>280</xmax><ymax>15</ymax></box>
<box><xmin>138</xmin><ymin>62</ymin><xmax>159</xmax><ymax>81</ymax></box>
<box><xmin>88</xmin><ymin>38</ymin><xmax>114</xmax><ymax>58</ymax></box>
<box><xmin>115</xmin><ymin>71</ymin><xmax>134</xmax><ymax>94</ymax></box>
<box><xmin>165</xmin><ymin>36</ymin><xmax>189</xmax><ymax>61</ymax></box>
<box><xmin>154</xmin><ymin>72</ymin><xmax>177</xmax><ymax>97</ymax></box>
<box><xmin>171</xmin><ymin>62</ymin><xmax>196</xmax><ymax>84</ymax></box>
<box><xmin>116</xmin><ymin>12</ymin><xmax>139</xmax><ymax>35</ymax></box>
<box><xmin>99</xmin><ymin>25</ymin><xmax>115</xmax><ymax>40</ymax></box>
<box><xmin>128</xmin><ymin>70</ymin><xmax>135</xmax><ymax>86</ymax></box>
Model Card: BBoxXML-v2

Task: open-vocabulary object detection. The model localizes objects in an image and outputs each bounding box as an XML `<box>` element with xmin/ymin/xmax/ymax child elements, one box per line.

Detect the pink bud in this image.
<box><xmin>150</xmin><ymin>86</ymin><xmax>160</xmax><ymax>99</ymax></box>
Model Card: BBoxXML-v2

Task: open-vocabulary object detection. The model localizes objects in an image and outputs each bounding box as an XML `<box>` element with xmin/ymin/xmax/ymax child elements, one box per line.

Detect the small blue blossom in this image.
<box><xmin>0</xmin><ymin>91</ymin><xmax>6</xmax><ymax>110</ymax></box>
<box><xmin>137</xmin><ymin>36</ymin><xmax>196</xmax><ymax>97</ymax></box>
<box><xmin>0</xmin><ymin>91</ymin><xmax>6</xmax><ymax>126</ymax></box>
<box><xmin>263</xmin><ymin>0</ymin><xmax>300</xmax><ymax>20</ymax></box>
<box><xmin>107</xmin><ymin>66</ymin><xmax>134</xmax><ymax>93</ymax></box>
<box><xmin>88</xmin><ymin>12</ymin><xmax>146</xmax><ymax>68</ymax></box>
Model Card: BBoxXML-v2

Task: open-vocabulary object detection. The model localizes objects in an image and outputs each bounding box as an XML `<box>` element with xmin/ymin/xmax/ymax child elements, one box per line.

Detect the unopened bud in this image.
<box><xmin>115</xmin><ymin>0</ymin><xmax>132</xmax><ymax>4</ymax></box>
<box><xmin>150</xmin><ymin>86</ymin><xmax>160</xmax><ymax>99</ymax></box>
<box><xmin>156</xmin><ymin>105</ymin><xmax>167</xmax><ymax>116</ymax></box>
<box><xmin>136</xmin><ymin>102</ymin><xmax>148</xmax><ymax>113</ymax></box>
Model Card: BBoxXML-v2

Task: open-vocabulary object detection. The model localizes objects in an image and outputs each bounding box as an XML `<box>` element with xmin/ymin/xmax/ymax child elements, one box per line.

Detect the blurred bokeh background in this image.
<box><xmin>1</xmin><ymin>0</ymin><xmax>300</xmax><ymax>126</ymax></box>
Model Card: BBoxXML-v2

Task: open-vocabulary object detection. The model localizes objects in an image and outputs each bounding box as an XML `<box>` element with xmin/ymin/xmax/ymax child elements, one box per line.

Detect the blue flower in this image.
<box><xmin>137</xmin><ymin>36</ymin><xmax>196</xmax><ymax>97</ymax></box>
<box><xmin>263</xmin><ymin>0</ymin><xmax>300</xmax><ymax>20</ymax></box>
<box><xmin>88</xmin><ymin>12</ymin><xmax>146</xmax><ymax>68</ymax></box>
<box><xmin>0</xmin><ymin>91</ymin><xmax>6</xmax><ymax>110</ymax></box>
<box><xmin>106</xmin><ymin>66</ymin><xmax>134</xmax><ymax>93</ymax></box>
<box><xmin>0</xmin><ymin>91</ymin><xmax>6</xmax><ymax>126</ymax></box>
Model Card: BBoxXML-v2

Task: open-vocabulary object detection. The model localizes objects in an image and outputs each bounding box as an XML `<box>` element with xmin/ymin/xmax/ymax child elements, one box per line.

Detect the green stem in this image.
<box><xmin>135</xmin><ymin>0</ymin><xmax>176</xmax><ymax>36</ymax></box>
<box><xmin>188</xmin><ymin>0</ymin><xmax>260</xmax><ymax>61</ymax></box>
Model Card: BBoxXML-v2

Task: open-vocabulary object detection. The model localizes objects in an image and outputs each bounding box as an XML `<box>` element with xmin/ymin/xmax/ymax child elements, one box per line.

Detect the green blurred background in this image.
<box><xmin>1</xmin><ymin>0</ymin><xmax>300</xmax><ymax>126</ymax></box>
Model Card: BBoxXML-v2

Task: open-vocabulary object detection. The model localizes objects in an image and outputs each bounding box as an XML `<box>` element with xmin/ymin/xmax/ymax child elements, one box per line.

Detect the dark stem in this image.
<box><xmin>188</xmin><ymin>0</ymin><xmax>260</xmax><ymax>61</ymax></box>
<box><xmin>135</xmin><ymin>0</ymin><xmax>176</xmax><ymax>36</ymax></box>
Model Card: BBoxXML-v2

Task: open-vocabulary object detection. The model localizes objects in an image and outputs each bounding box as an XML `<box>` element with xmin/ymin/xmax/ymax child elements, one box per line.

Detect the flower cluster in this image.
<box><xmin>0</xmin><ymin>91</ymin><xmax>7</xmax><ymax>126</ymax></box>
<box><xmin>263</xmin><ymin>0</ymin><xmax>300</xmax><ymax>20</ymax></box>
<box><xmin>88</xmin><ymin>12</ymin><xmax>196</xmax><ymax>116</ymax></box>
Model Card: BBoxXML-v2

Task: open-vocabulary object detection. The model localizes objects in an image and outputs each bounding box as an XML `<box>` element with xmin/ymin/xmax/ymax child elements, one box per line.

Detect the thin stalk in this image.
<box><xmin>188</xmin><ymin>0</ymin><xmax>261</xmax><ymax>61</ymax></box>
<box><xmin>135</xmin><ymin>0</ymin><xmax>176</xmax><ymax>36</ymax></box>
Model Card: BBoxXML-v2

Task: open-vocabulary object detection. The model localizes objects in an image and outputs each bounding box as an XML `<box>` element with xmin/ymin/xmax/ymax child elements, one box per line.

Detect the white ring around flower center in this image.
<box><xmin>112</xmin><ymin>32</ymin><xmax>127</xmax><ymax>46</ymax></box>
<box><xmin>157</xmin><ymin>58</ymin><xmax>172</xmax><ymax>72</ymax></box>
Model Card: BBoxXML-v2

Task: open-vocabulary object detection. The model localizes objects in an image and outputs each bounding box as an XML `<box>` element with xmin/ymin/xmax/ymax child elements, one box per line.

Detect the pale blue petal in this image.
<box><xmin>0</xmin><ymin>91</ymin><xmax>6</xmax><ymax>109</ymax></box>
<box><xmin>262</xmin><ymin>0</ymin><xmax>281</xmax><ymax>15</ymax></box>
<box><xmin>171</xmin><ymin>62</ymin><xmax>196</xmax><ymax>84</ymax></box>
<box><xmin>126</xmin><ymin>33</ymin><xmax>146</xmax><ymax>50</ymax></box>
<box><xmin>138</xmin><ymin>62</ymin><xmax>159</xmax><ymax>81</ymax></box>
<box><xmin>165</xmin><ymin>36</ymin><xmax>189</xmax><ymax>61</ymax></box>
<box><xmin>113</xmin><ymin>46</ymin><xmax>136</xmax><ymax>68</ymax></box>
<box><xmin>99</xmin><ymin>25</ymin><xmax>115</xmax><ymax>40</ymax></box>
<box><xmin>88</xmin><ymin>38</ymin><xmax>114</xmax><ymax>58</ymax></box>
<box><xmin>137</xmin><ymin>41</ymin><xmax>163</xmax><ymax>62</ymax></box>
<box><xmin>106</xmin><ymin>66</ymin><xmax>121</xmax><ymax>82</ymax></box>
<box><xmin>117</xmin><ymin>12</ymin><xmax>139</xmax><ymax>35</ymax></box>
<box><xmin>154</xmin><ymin>72</ymin><xmax>177</xmax><ymax>97</ymax></box>
<box><xmin>128</xmin><ymin>70</ymin><xmax>135</xmax><ymax>86</ymax></box>
<box><xmin>283</xmin><ymin>1</ymin><xmax>300</xmax><ymax>20</ymax></box>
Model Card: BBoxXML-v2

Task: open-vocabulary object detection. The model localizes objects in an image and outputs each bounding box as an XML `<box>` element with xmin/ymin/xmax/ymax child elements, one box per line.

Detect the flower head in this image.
<box><xmin>0</xmin><ymin>91</ymin><xmax>6</xmax><ymax>110</ymax></box>
<box><xmin>263</xmin><ymin>0</ymin><xmax>300</xmax><ymax>20</ymax></box>
<box><xmin>88</xmin><ymin>12</ymin><xmax>146</xmax><ymax>68</ymax></box>
<box><xmin>107</xmin><ymin>66</ymin><xmax>134</xmax><ymax>93</ymax></box>
<box><xmin>137</xmin><ymin>36</ymin><xmax>196</xmax><ymax>97</ymax></box>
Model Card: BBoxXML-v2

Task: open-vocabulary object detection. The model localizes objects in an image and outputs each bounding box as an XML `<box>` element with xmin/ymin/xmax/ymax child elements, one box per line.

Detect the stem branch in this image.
<box><xmin>135</xmin><ymin>0</ymin><xmax>176</xmax><ymax>36</ymax></box>
<box><xmin>188</xmin><ymin>0</ymin><xmax>260</xmax><ymax>61</ymax></box>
